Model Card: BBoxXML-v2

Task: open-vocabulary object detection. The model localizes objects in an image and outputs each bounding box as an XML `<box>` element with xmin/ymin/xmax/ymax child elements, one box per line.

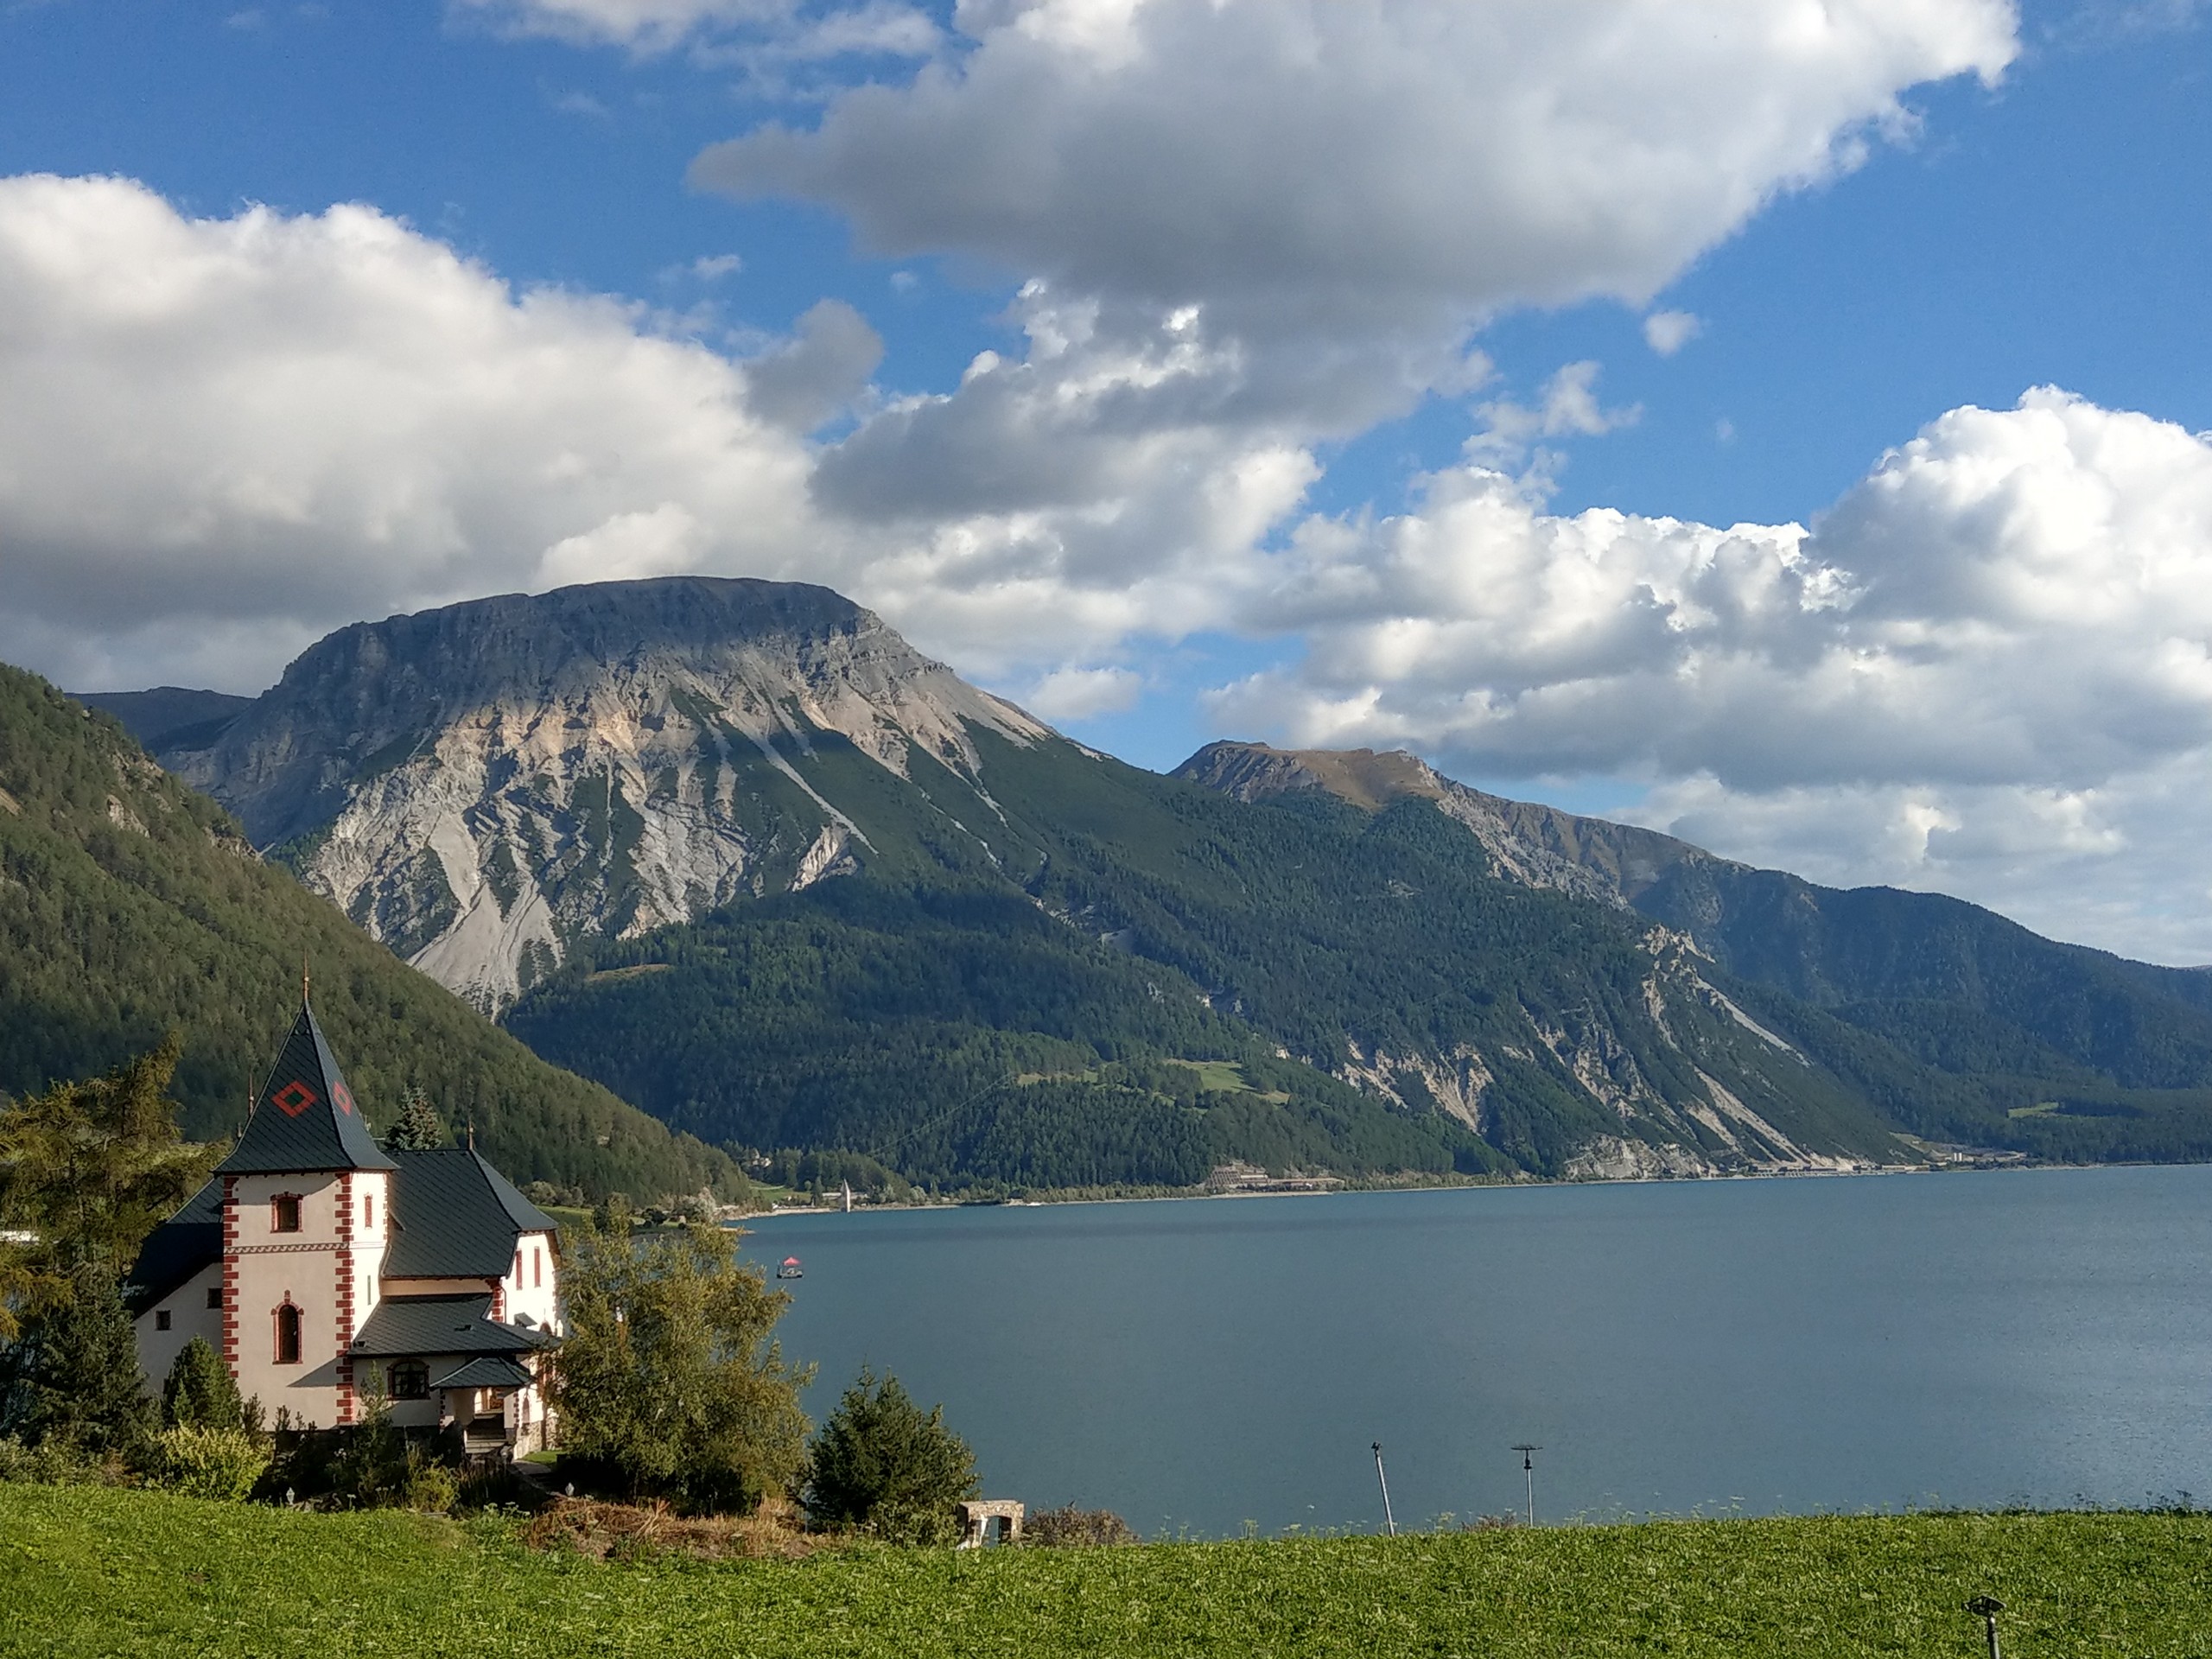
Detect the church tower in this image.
<box><xmin>213</xmin><ymin>997</ymin><xmax>396</xmax><ymax>1428</ymax></box>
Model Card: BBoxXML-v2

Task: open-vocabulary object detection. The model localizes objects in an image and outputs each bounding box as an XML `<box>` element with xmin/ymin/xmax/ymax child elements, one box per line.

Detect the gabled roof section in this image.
<box><xmin>384</xmin><ymin>1147</ymin><xmax>558</xmax><ymax>1278</ymax></box>
<box><xmin>429</xmin><ymin>1356</ymin><xmax>536</xmax><ymax>1391</ymax></box>
<box><xmin>349</xmin><ymin>1293</ymin><xmax>551</xmax><ymax>1357</ymax></box>
<box><xmin>124</xmin><ymin>1179</ymin><xmax>223</xmax><ymax>1314</ymax></box>
<box><xmin>217</xmin><ymin>999</ymin><xmax>395</xmax><ymax>1175</ymax></box>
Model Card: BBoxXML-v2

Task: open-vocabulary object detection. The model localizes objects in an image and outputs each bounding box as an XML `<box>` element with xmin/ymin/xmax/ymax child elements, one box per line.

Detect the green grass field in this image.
<box><xmin>4</xmin><ymin>1484</ymin><xmax>2209</xmax><ymax>1657</ymax></box>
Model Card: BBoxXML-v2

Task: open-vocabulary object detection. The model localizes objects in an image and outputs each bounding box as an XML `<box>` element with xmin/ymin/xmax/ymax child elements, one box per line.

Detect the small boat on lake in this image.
<box><xmin>775</xmin><ymin>1255</ymin><xmax>804</xmax><ymax>1280</ymax></box>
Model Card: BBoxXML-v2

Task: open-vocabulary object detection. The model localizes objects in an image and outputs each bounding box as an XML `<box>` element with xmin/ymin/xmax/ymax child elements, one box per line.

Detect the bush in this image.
<box><xmin>0</xmin><ymin>1432</ymin><xmax>129</xmax><ymax>1486</ymax></box>
<box><xmin>1024</xmin><ymin>1504</ymin><xmax>1138</xmax><ymax>1547</ymax></box>
<box><xmin>803</xmin><ymin>1368</ymin><xmax>976</xmax><ymax>1541</ymax></box>
<box><xmin>162</xmin><ymin>1338</ymin><xmax>246</xmax><ymax>1431</ymax></box>
<box><xmin>148</xmin><ymin>1426</ymin><xmax>268</xmax><ymax>1501</ymax></box>
<box><xmin>403</xmin><ymin>1461</ymin><xmax>461</xmax><ymax>1515</ymax></box>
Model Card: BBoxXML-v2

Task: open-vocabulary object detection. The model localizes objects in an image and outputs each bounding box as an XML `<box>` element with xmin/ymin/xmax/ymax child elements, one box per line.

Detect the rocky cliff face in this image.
<box><xmin>1174</xmin><ymin>741</ymin><xmax>1729</xmax><ymax>912</ymax></box>
<box><xmin>162</xmin><ymin>578</ymin><xmax>1044</xmax><ymax>1011</ymax></box>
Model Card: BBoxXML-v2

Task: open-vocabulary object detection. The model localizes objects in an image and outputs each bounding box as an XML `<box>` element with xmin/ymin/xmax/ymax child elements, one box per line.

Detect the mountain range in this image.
<box><xmin>68</xmin><ymin>575</ymin><xmax>2212</xmax><ymax>1191</ymax></box>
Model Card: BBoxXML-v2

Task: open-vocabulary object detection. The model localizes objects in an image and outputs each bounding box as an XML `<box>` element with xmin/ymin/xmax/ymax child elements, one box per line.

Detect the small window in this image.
<box><xmin>155</xmin><ymin>1309</ymin><xmax>172</xmax><ymax>1332</ymax></box>
<box><xmin>532</xmin><ymin>1247</ymin><xmax>542</xmax><ymax>1288</ymax></box>
<box><xmin>388</xmin><ymin>1360</ymin><xmax>429</xmax><ymax>1401</ymax></box>
<box><xmin>207</xmin><ymin>1287</ymin><xmax>223</xmax><ymax>1310</ymax></box>
<box><xmin>364</xmin><ymin>1194</ymin><xmax>375</xmax><ymax>1230</ymax></box>
<box><xmin>271</xmin><ymin>1194</ymin><xmax>302</xmax><ymax>1234</ymax></box>
<box><xmin>274</xmin><ymin>1302</ymin><xmax>302</xmax><ymax>1365</ymax></box>
<box><xmin>513</xmin><ymin>1249</ymin><xmax>523</xmax><ymax>1284</ymax></box>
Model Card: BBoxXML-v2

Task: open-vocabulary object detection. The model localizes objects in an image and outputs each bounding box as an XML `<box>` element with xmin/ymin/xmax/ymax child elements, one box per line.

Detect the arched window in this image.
<box><xmin>274</xmin><ymin>1300</ymin><xmax>302</xmax><ymax>1365</ymax></box>
<box><xmin>388</xmin><ymin>1360</ymin><xmax>428</xmax><ymax>1401</ymax></box>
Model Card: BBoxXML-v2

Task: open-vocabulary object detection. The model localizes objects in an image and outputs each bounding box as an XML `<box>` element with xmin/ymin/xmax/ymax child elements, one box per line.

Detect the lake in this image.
<box><xmin>736</xmin><ymin>1166</ymin><xmax>2212</xmax><ymax>1538</ymax></box>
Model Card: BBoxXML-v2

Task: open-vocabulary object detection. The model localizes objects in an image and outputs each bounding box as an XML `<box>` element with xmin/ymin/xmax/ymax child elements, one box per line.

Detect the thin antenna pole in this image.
<box><xmin>1371</xmin><ymin>1441</ymin><xmax>1396</xmax><ymax>1536</ymax></box>
<box><xmin>1512</xmin><ymin>1444</ymin><xmax>1541</xmax><ymax>1527</ymax></box>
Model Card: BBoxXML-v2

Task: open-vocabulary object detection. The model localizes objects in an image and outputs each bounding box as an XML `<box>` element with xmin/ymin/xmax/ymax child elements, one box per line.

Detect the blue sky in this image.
<box><xmin>3</xmin><ymin>0</ymin><xmax>2212</xmax><ymax>958</ymax></box>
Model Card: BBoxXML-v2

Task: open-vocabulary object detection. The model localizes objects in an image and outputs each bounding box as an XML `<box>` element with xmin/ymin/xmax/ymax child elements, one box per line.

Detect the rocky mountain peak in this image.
<box><xmin>1173</xmin><ymin>741</ymin><xmax>1449</xmax><ymax>811</ymax></box>
<box><xmin>1176</xmin><ymin>738</ymin><xmax>1717</xmax><ymax>912</ymax></box>
<box><xmin>157</xmin><ymin>576</ymin><xmax>1046</xmax><ymax>1012</ymax></box>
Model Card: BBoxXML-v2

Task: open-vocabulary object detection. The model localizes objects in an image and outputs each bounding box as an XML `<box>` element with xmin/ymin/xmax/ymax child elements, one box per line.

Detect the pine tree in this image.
<box><xmin>803</xmin><ymin>1367</ymin><xmax>976</xmax><ymax>1541</ymax></box>
<box><xmin>5</xmin><ymin>1265</ymin><xmax>156</xmax><ymax>1456</ymax></box>
<box><xmin>161</xmin><ymin>1336</ymin><xmax>245</xmax><ymax>1431</ymax></box>
<box><xmin>387</xmin><ymin>1086</ymin><xmax>446</xmax><ymax>1151</ymax></box>
<box><xmin>0</xmin><ymin>1033</ymin><xmax>219</xmax><ymax>1338</ymax></box>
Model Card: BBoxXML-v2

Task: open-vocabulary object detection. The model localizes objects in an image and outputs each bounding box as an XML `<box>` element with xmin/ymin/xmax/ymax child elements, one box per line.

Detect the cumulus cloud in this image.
<box><xmin>1207</xmin><ymin>390</ymin><xmax>2212</xmax><ymax>958</ymax></box>
<box><xmin>0</xmin><ymin>175</ymin><xmax>823</xmax><ymax>691</ymax></box>
<box><xmin>1643</xmin><ymin>310</ymin><xmax>1702</xmax><ymax>356</ymax></box>
<box><xmin>696</xmin><ymin>0</ymin><xmax>2015</xmax><ymax>353</ymax></box>
<box><xmin>1020</xmin><ymin>664</ymin><xmax>1142</xmax><ymax>721</ymax></box>
<box><xmin>741</xmin><ymin>296</ymin><xmax>883</xmax><ymax>429</ymax></box>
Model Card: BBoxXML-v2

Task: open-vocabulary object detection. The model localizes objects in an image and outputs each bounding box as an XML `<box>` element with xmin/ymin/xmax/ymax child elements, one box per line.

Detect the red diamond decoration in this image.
<box><xmin>332</xmin><ymin>1081</ymin><xmax>355</xmax><ymax>1117</ymax></box>
<box><xmin>271</xmin><ymin>1079</ymin><xmax>319</xmax><ymax>1117</ymax></box>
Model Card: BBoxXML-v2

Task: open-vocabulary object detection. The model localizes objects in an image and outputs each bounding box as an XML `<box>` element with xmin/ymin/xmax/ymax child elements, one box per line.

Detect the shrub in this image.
<box><xmin>803</xmin><ymin>1368</ymin><xmax>976</xmax><ymax>1541</ymax></box>
<box><xmin>149</xmin><ymin>1426</ymin><xmax>268</xmax><ymax>1501</ymax></box>
<box><xmin>0</xmin><ymin>1432</ymin><xmax>130</xmax><ymax>1486</ymax></box>
<box><xmin>403</xmin><ymin>1460</ymin><xmax>461</xmax><ymax>1515</ymax></box>
<box><xmin>1024</xmin><ymin>1504</ymin><xmax>1138</xmax><ymax>1547</ymax></box>
<box><xmin>161</xmin><ymin>1338</ymin><xmax>245</xmax><ymax>1431</ymax></box>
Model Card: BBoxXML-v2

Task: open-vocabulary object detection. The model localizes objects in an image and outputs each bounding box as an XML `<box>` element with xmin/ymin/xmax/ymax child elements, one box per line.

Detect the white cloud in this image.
<box><xmin>1643</xmin><ymin>309</ymin><xmax>1702</xmax><ymax>356</ymax></box>
<box><xmin>1207</xmin><ymin>390</ymin><xmax>2212</xmax><ymax>959</ymax></box>
<box><xmin>0</xmin><ymin>175</ymin><xmax>822</xmax><ymax>692</ymax></box>
<box><xmin>1020</xmin><ymin>664</ymin><xmax>1142</xmax><ymax>721</ymax></box>
<box><xmin>452</xmin><ymin>0</ymin><xmax>790</xmax><ymax>53</ymax></box>
<box><xmin>696</xmin><ymin>0</ymin><xmax>2015</xmax><ymax>355</ymax></box>
<box><xmin>454</xmin><ymin>0</ymin><xmax>941</xmax><ymax>69</ymax></box>
<box><xmin>1465</xmin><ymin>360</ymin><xmax>1638</xmax><ymax>476</ymax></box>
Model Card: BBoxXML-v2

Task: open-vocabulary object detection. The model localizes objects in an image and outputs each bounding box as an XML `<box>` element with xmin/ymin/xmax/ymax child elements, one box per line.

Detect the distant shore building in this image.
<box><xmin>126</xmin><ymin>999</ymin><xmax>562</xmax><ymax>1457</ymax></box>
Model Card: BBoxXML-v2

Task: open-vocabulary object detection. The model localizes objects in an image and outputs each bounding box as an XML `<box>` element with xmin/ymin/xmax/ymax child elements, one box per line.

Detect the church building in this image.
<box><xmin>127</xmin><ymin>999</ymin><xmax>562</xmax><ymax>1455</ymax></box>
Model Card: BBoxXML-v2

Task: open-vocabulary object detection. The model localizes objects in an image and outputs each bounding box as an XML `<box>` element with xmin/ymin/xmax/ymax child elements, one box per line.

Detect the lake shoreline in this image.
<box><xmin>735</xmin><ymin>1149</ymin><xmax>2100</xmax><ymax>1225</ymax></box>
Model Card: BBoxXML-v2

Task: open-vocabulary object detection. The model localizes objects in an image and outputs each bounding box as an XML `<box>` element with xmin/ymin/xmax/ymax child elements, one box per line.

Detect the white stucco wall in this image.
<box><xmin>226</xmin><ymin>1169</ymin><xmax>391</xmax><ymax>1427</ymax></box>
<box><xmin>132</xmin><ymin>1261</ymin><xmax>225</xmax><ymax>1393</ymax></box>
<box><xmin>500</xmin><ymin>1230</ymin><xmax>561</xmax><ymax>1332</ymax></box>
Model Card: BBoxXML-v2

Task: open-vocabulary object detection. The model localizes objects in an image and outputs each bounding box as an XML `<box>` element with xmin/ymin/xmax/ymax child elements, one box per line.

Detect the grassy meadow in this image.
<box><xmin>4</xmin><ymin>1484</ymin><xmax>2209</xmax><ymax>1657</ymax></box>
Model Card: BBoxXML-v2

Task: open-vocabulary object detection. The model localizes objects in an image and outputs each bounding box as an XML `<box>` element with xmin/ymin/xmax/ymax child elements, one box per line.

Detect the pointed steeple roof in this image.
<box><xmin>217</xmin><ymin>999</ymin><xmax>396</xmax><ymax>1174</ymax></box>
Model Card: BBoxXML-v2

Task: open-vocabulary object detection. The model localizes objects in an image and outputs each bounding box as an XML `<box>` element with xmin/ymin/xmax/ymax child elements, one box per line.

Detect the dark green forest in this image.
<box><xmin>509</xmin><ymin>719</ymin><xmax>2212</xmax><ymax>1185</ymax></box>
<box><xmin>507</xmin><ymin>727</ymin><xmax>1904</xmax><ymax>1185</ymax></box>
<box><xmin>0</xmin><ymin>664</ymin><xmax>732</xmax><ymax>1201</ymax></box>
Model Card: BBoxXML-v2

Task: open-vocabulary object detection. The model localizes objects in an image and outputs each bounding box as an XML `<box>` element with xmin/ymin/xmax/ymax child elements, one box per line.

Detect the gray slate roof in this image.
<box><xmin>124</xmin><ymin>1179</ymin><xmax>223</xmax><ymax>1313</ymax></box>
<box><xmin>349</xmin><ymin>1294</ymin><xmax>550</xmax><ymax>1357</ymax></box>
<box><xmin>429</xmin><ymin>1356</ymin><xmax>536</xmax><ymax>1390</ymax></box>
<box><xmin>385</xmin><ymin>1147</ymin><xmax>558</xmax><ymax>1279</ymax></box>
<box><xmin>217</xmin><ymin>1000</ymin><xmax>395</xmax><ymax>1175</ymax></box>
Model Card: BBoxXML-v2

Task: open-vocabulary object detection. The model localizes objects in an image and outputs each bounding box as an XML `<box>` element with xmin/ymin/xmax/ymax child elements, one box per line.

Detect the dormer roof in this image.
<box><xmin>215</xmin><ymin>999</ymin><xmax>396</xmax><ymax>1175</ymax></box>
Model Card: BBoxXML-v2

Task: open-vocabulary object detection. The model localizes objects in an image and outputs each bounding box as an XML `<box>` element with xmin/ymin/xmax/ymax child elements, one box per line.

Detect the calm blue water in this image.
<box><xmin>736</xmin><ymin>1166</ymin><xmax>2212</xmax><ymax>1538</ymax></box>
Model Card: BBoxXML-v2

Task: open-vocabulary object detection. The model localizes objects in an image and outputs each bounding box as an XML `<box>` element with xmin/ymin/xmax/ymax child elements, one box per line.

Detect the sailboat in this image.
<box><xmin>775</xmin><ymin>1255</ymin><xmax>804</xmax><ymax>1280</ymax></box>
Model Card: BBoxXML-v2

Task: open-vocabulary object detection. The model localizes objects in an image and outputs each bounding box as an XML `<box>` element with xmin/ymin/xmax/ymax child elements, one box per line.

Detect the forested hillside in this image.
<box><xmin>1179</xmin><ymin>742</ymin><xmax>2212</xmax><ymax>1166</ymax></box>
<box><xmin>508</xmin><ymin>724</ymin><xmax>1909</xmax><ymax>1185</ymax></box>
<box><xmin>0</xmin><ymin>664</ymin><xmax>733</xmax><ymax>1201</ymax></box>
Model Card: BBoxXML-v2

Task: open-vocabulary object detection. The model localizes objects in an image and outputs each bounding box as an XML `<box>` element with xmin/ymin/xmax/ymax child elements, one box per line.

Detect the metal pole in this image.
<box><xmin>1371</xmin><ymin>1441</ymin><xmax>1397</xmax><ymax>1536</ymax></box>
<box><xmin>1967</xmin><ymin>1597</ymin><xmax>2004</xmax><ymax>1659</ymax></box>
<box><xmin>1512</xmin><ymin>1444</ymin><xmax>1541</xmax><ymax>1527</ymax></box>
